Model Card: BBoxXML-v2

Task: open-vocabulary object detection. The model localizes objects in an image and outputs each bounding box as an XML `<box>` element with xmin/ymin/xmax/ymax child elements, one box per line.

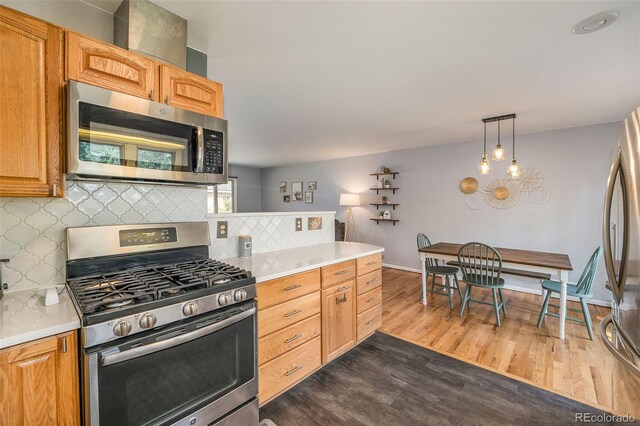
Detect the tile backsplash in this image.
<box><xmin>208</xmin><ymin>212</ymin><xmax>335</xmax><ymax>259</ymax></box>
<box><xmin>0</xmin><ymin>181</ymin><xmax>208</xmax><ymax>292</ymax></box>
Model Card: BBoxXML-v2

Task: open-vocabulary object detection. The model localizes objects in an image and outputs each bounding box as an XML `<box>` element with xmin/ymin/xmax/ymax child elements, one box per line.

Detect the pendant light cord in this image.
<box><xmin>512</xmin><ymin>117</ymin><xmax>516</xmax><ymax>160</ymax></box>
<box><xmin>497</xmin><ymin>120</ymin><xmax>501</xmax><ymax>148</ymax></box>
<box><xmin>483</xmin><ymin>122</ymin><xmax>487</xmax><ymax>154</ymax></box>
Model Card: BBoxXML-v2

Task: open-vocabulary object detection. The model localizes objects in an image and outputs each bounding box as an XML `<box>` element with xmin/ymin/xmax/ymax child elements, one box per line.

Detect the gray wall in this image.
<box><xmin>3</xmin><ymin>0</ymin><xmax>114</xmax><ymax>42</ymax></box>
<box><xmin>229</xmin><ymin>164</ymin><xmax>262</xmax><ymax>213</ymax></box>
<box><xmin>261</xmin><ymin>122</ymin><xmax>620</xmax><ymax>303</ymax></box>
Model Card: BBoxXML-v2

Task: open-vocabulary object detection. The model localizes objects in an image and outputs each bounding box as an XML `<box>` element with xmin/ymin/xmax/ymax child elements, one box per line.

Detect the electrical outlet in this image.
<box><xmin>217</xmin><ymin>221</ymin><xmax>228</xmax><ymax>238</ymax></box>
<box><xmin>295</xmin><ymin>218</ymin><xmax>303</xmax><ymax>231</ymax></box>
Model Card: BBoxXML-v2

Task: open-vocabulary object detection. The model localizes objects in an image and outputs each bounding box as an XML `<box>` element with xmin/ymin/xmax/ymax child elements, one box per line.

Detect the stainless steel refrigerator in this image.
<box><xmin>602</xmin><ymin>106</ymin><xmax>640</xmax><ymax>378</ymax></box>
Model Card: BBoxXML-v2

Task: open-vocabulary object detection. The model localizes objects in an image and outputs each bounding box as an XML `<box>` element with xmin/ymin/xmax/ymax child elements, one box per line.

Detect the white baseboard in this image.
<box><xmin>382</xmin><ymin>263</ymin><xmax>611</xmax><ymax>308</ymax></box>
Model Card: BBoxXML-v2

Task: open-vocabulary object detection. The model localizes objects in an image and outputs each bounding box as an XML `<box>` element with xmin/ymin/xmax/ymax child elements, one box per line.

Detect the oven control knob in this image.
<box><xmin>113</xmin><ymin>320</ymin><xmax>132</xmax><ymax>337</ymax></box>
<box><xmin>139</xmin><ymin>313</ymin><xmax>157</xmax><ymax>329</ymax></box>
<box><xmin>234</xmin><ymin>289</ymin><xmax>247</xmax><ymax>301</ymax></box>
<box><xmin>218</xmin><ymin>293</ymin><xmax>232</xmax><ymax>306</ymax></box>
<box><xmin>183</xmin><ymin>302</ymin><xmax>198</xmax><ymax>317</ymax></box>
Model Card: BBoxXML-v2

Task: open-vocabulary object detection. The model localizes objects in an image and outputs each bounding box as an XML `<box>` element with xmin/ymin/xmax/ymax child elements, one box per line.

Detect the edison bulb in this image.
<box><xmin>479</xmin><ymin>155</ymin><xmax>491</xmax><ymax>175</ymax></box>
<box><xmin>492</xmin><ymin>145</ymin><xmax>506</xmax><ymax>161</ymax></box>
<box><xmin>507</xmin><ymin>160</ymin><xmax>521</xmax><ymax>179</ymax></box>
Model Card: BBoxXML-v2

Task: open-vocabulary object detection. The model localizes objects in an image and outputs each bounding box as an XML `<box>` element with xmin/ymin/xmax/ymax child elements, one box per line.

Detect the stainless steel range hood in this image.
<box><xmin>114</xmin><ymin>0</ymin><xmax>187</xmax><ymax>69</ymax></box>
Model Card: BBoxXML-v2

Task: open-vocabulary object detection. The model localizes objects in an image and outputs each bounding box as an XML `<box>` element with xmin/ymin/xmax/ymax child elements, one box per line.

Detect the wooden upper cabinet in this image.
<box><xmin>159</xmin><ymin>64</ymin><xmax>223</xmax><ymax>117</ymax></box>
<box><xmin>66</xmin><ymin>31</ymin><xmax>156</xmax><ymax>100</ymax></box>
<box><xmin>0</xmin><ymin>6</ymin><xmax>64</xmax><ymax>197</ymax></box>
<box><xmin>0</xmin><ymin>331</ymin><xmax>80</xmax><ymax>425</ymax></box>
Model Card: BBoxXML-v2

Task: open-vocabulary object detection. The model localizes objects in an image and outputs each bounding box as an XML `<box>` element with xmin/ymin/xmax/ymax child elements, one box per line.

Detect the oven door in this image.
<box><xmin>68</xmin><ymin>80</ymin><xmax>228</xmax><ymax>185</ymax></box>
<box><xmin>83</xmin><ymin>302</ymin><xmax>257</xmax><ymax>426</ymax></box>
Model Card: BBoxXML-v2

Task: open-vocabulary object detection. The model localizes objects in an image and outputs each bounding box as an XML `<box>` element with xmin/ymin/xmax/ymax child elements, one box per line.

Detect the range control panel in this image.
<box><xmin>119</xmin><ymin>227</ymin><xmax>177</xmax><ymax>247</ymax></box>
<box><xmin>203</xmin><ymin>129</ymin><xmax>224</xmax><ymax>174</ymax></box>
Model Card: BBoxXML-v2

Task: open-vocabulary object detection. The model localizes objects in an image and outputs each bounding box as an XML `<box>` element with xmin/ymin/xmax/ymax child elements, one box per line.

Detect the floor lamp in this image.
<box><xmin>340</xmin><ymin>193</ymin><xmax>360</xmax><ymax>242</ymax></box>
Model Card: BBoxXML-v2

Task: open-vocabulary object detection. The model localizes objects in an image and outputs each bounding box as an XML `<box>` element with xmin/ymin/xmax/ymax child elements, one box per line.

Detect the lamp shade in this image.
<box><xmin>339</xmin><ymin>193</ymin><xmax>360</xmax><ymax>206</ymax></box>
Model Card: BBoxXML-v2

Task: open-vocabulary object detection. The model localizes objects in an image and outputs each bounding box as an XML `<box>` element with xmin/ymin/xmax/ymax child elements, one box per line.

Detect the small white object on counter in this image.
<box><xmin>1</xmin><ymin>287</ymin><xmax>80</xmax><ymax>349</ymax></box>
<box><xmin>222</xmin><ymin>242</ymin><xmax>384</xmax><ymax>283</ymax></box>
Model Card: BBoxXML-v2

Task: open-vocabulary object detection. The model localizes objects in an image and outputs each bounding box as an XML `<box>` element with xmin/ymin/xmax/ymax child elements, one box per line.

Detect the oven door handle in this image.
<box><xmin>101</xmin><ymin>307</ymin><xmax>256</xmax><ymax>366</ymax></box>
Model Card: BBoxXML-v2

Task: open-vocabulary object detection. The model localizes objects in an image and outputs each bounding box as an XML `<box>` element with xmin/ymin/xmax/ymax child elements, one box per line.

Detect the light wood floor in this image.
<box><xmin>379</xmin><ymin>268</ymin><xmax>640</xmax><ymax>417</ymax></box>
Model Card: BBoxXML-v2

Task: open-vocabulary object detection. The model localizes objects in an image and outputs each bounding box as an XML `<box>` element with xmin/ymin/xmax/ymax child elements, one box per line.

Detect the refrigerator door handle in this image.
<box><xmin>599</xmin><ymin>314</ymin><xmax>640</xmax><ymax>378</ymax></box>
<box><xmin>603</xmin><ymin>148</ymin><xmax>629</xmax><ymax>305</ymax></box>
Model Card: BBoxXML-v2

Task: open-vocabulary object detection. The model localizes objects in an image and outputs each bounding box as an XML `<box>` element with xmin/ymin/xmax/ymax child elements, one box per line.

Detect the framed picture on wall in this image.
<box><xmin>280</xmin><ymin>181</ymin><xmax>287</xmax><ymax>193</ymax></box>
<box><xmin>283</xmin><ymin>195</ymin><xmax>291</xmax><ymax>203</ymax></box>
<box><xmin>308</xmin><ymin>181</ymin><xmax>317</xmax><ymax>190</ymax></box>
<box><xmin>292</xmin><ymin>182</ymin><xmax>303</xmax><ymax>201</ymax></box>
<box><xmin>305</xmin><ymin>191</ymin><xmax>313</xmax><ymax>203</ymax></box>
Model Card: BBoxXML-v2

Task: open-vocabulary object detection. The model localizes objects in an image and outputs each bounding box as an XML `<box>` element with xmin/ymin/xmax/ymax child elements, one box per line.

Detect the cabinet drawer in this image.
<box><xmin>259</xmin><ymin>336</ymin><xmax>321</xmax><ymax>404</ymax></box>
<box><xmin>257</xmin><ymin>269</ymin><xmax>320</xmax><ymax>310</ymax></box>
<box><xmin>357</xmin><ymin>303</ymin><xmax>382</xmax><ymax>341</ymax></box>
<box><xmin>357</xmin><ymin>253</ymin><xmax>382</xmax><ymax>276</ymax></box>
<box><xmin>357</xmin><ymin>286</ymin><xmax>382</xmax><ymax>315</ymax></box>
<box><xmin>258</xmin><ymin>292</ymin><xmax>320</xmax><ymax>338</ymax></box>
<box><xmin>321</xmin><ymin>260</ymin><xmax>356</xmax><ymax>288</ymax></box>
<box><xmin>356</xmin><ymin>269</ymin><xmax>382</xmax><ymax>296</ymax></box>
<box><xmin>258</xmin><ymin>314</ymin><xmax>321</xmax><ymax>365</ymax></box>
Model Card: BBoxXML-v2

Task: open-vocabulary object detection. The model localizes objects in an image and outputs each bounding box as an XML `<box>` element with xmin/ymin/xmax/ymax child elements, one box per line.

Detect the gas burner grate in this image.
<box><xmin>67</xmin><ymin>259</ymin><xmax>252</xmax><ymax>314</ymax></box>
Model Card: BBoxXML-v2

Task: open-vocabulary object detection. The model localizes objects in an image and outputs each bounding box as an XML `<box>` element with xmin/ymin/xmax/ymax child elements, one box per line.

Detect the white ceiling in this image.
<box><xmin>103</xmin><ymin>1</ymin><xmax>640</xmax><ymax>168</ymax></box>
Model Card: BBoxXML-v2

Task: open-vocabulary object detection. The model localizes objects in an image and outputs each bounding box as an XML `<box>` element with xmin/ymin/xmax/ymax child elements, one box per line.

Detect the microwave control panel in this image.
<box><xmin>203</xmin><ymin>129</ymin><xmax>224</xmax><ymax>174</ymax></box>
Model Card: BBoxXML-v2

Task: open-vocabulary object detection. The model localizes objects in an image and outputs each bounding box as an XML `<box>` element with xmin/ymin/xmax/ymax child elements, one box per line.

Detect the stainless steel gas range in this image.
<box><xmin>65</xmin><ymin>222</ymin><xmax>258</xmax><ymax>426</ymax></box>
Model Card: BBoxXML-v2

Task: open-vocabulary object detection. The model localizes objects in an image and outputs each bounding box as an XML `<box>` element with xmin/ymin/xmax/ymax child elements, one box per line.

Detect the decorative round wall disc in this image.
<box><xmin>518</xmin><ymin>168</ymin><xmax>544</xmax><ymax>192</ymax></box>
<box><xmin>460</xmin><ymin>177</ymin><xmax>479</xmax><ymax>194</ymax></box>
<box><xmin>493</xmin><ymin>186</ymin><xmax>509</xmax><ymax>200</ymax></box>
<box><xmin>466</xmin><ymin>192</ymin><xmax>485</xmax><ymax>210</ymax></box>
<box><xmin>528</xmin><ymin>186</ymin><xmax>551</xmax><ymax>204</ymax></box>
<box><xmin>484</xmin><ymin>179</ymin><xmax>520</xmax><ymax>209</ymax></box>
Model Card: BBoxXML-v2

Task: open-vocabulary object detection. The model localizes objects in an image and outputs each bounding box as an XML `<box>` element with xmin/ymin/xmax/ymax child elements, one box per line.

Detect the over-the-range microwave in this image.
<box><xmin>67</xmin><ymin>81</ymin><xmax>228</xmax><ymax>185</ymax></box>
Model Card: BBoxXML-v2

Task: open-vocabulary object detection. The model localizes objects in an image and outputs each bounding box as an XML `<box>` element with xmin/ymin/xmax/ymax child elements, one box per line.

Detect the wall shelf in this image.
<box><xmin>370</xmin><ymin>172</ymin><xmax>400</xmax><ymax>180</ymax></box>
<box><xmin>370</xmin><ymin>218</ymin><xmax>399</xmax><ymax>226</ymax></box>
<box><xmin>369</xmin><ymin>203</ymin><xmax>399</xmax><ymax>210</ymax></box>
<box><xmin>370</xmin><ymin>188</ymin><xmax>399</xmax><ymax>195</ymax></box>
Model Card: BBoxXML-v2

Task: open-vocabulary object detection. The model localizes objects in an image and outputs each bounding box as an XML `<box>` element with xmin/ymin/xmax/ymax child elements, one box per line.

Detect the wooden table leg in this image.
<box><xmin>421</xmin><ymin>253</ymin><xmax>428</xmax><ymax>306</ymax></box>
<box><xmin>559</xmin><ymin>269</ymin><xmax>569</xmax><ymax>340</ymax></box>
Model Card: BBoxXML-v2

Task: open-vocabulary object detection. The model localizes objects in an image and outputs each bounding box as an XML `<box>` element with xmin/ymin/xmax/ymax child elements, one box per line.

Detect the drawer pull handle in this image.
<box><xmin>337</xmin><ymin>286</ymin><xmax>350</xmax><ymax>292</ymax></box>
<box><xmin>366</xmin><ymin>261</ymin><xmax>378</xmax><ymax>266</ymax></box>
<box><xmin>284</xmin><ymin>334</ymin><xmax>303</xmax><ymax>344</ymax></box>
<box><xmin>366</xmin><ymin>297</ymin><xmax>376</xmax><ymax>303</ymax></box>
<box><xmin>336</xmin><ymin>270</ymin><xmax>349</xmax><ymax>275</ymax></box>
<box><xmin>285</xmin><ymin>365</ymin><xmax>304</xmax><ymax>376</ymax></box>
<box><xmin>284</xmin><ymin>309</ymin><xmax>302</xmax><ymax>318</ymax></box>
<box><xmin>366</xmin><ymin>318</ymin><xmax>378</xmax><ymax>325</ymax></box>
<box><xmin>284</xmin><ymin>284</ymin><xmax>302</xmax><ymax>292</ymax></box>
<box><xmin>367</xmin><ymin>278</ymin><xmax>378</xmax><ymax>285</ymax></box>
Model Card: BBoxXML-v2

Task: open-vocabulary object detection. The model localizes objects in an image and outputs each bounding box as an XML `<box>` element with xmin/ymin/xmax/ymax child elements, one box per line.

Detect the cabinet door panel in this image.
<box><xmin>159</xmin><ymin>65</ymin><xmax>223</xmax><ymax>117</ymax></box>
<box><xmin>0</xmin><ymin>331</ymin><xmax>79</xmax><ymax>425</ymax></box>
<box><xmin>321</xmin><ymin>281</ymin><xmax>356</xmax><ymax>363</ymax></box>
<box><xmin>0</xmin><ymin>7</ymin><xmax>63</xmax><ymax>197</ymax></box>
<box><xmin>66</xmin><ymin>31</ymin><xmax>156</xmax><ymax>100</ymax></box>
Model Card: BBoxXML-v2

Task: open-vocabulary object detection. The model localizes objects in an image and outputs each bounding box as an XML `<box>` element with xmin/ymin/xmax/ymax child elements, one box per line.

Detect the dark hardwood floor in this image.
<box><xmin>260</xmin><ymin>332</ymin><xmax>612</xmax><ymax>426</ymax></box>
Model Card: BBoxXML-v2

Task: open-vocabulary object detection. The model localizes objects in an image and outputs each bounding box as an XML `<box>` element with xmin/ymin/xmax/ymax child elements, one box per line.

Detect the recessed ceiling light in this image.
<box><xmin>572</xmin><ymin>11</ymin><xmax>620</xmax><ymax>35</ymax></box>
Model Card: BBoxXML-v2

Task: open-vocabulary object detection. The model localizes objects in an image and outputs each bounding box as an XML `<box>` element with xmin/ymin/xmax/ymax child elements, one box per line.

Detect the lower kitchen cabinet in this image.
<box><xmin>258</xmin><ymin>337</ymin><xmax>322</xmax><ymax>404</ymax></box>
<box><xmin>0</xmin><ymin>331</ymin><xmax>80</xmax><ymax>425</ymax></box>
<box><xmin>257</xmin><ymin>254</ymin><xmax>382</xmax><ymax>406</ymax></box>
<box><xmin>321</xmin><ymin>281</ymin><xmax>356</xmax><ymax>363</ymax></box>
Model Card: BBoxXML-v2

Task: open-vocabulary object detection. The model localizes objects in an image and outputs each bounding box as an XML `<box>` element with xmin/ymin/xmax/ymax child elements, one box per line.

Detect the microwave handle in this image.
<box><xmin>101</xmin><ymin>307</ymin><xmax>255</xmax><ymax>366</ymax></box>
<box><xmin>194</xmin><ymin>126</ymin><xmax>205</xmax><ymax>173</ymax></box>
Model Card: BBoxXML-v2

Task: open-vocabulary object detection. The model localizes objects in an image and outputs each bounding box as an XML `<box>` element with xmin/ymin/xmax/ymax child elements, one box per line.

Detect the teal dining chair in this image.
<box><xmin>457</xmin><ymin>242</ymin><xmax>506</xmax><ymax>326</ymax></box>
<box><xmin>416</xmin><ymin>233</ymin><xmax>462</xmax><ymax>309</ymax></box>
<box><xmin>536</xmin><ymin>247</ymin><xmax>601</xmax><ymax>340</ymax></box>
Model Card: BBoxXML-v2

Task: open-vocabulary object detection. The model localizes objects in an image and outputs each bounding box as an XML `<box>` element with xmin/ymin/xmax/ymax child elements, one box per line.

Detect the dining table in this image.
<box><xmin>418</xmin><ymin>242</ymin><xmax>573</xmax><ymax>340</ymax></box>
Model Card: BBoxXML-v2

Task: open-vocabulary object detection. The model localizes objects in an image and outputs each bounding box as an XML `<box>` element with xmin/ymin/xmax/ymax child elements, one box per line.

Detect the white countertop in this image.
<box><xmin>1</xmin><ymin>288</ymin><xmax>81</xmax><ymax>349</ymax></box>
<box><xmin>222</xmin><ymin>242</ymin><xmax>384</xmax><ymax>283</ymax></box>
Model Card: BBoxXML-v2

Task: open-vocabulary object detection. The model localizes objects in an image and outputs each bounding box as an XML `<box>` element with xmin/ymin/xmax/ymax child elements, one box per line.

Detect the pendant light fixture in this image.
<box><xmin>479</xmin><ymin>121</ymin><xmax>491</xmax><ymax>175</ymax></box>
<box><xmin>507</xmin><ymin>116</ymin><xmax>521</xmax><ymax>179</ymax></box>
<box><xmin>492</xmin><ymin>120</ymin><xmax>506</xmax><ymax>161</ymax></box>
